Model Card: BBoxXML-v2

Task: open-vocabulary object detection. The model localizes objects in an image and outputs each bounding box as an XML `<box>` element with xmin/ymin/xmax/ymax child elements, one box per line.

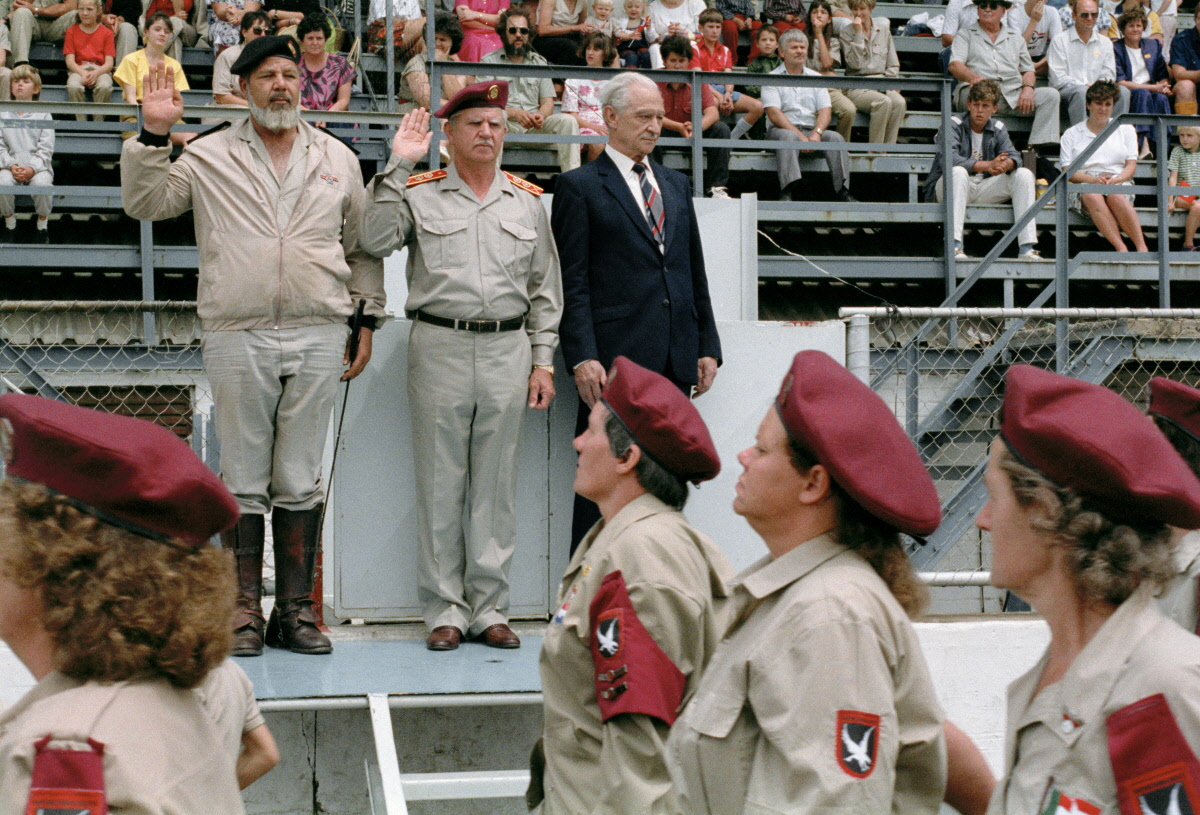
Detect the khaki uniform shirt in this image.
<box><xmin>1159</xmin><ymin>529</ymin><xmax>1200</xmax><ymax>634</ymax></box>
<box><xmin>360</xmin><ymin>155</ymin><xmax>562</xmax><ymax>367</ymax></box>
<box><xmin>840</xmin><ymin>17</ymin><xmax>900</xmax><ymax>77</ymax></box>
<box><xmin>0</xmin><ymin>671</ymin><xmax>245</xmax><ymax>815</ymax></box>
<box><xmin>194</xmin><ymin>657</ymin><xmax>265</xmax><ymax>761</ymax></box>
<box><xmin>474</xmin><ymin>50</ymin><xmax>555</xmax><ymax>113</ymax></box>
<box><xmin>987</xmin><ymin>584</ymin><xmax>1200</xmax><ymax>815</ymax></box>
<box><xmin>950</xmin><ymin>21</ymin><xmax>1035</xmax><ymax>108</ymax></box>
<box><xmin>121</xmin><ymin>118</ymin><xmax>385</xmax><ymax>332</ymax></box>
<box><xmin>666</xmin><ymin>534</ymin><xmax>947</xmax><ymax>815</ymax></box>
<box><xmin>538</xmin><ymin>493</ymin><xmax>734</xmax><ymax>815</ymax></box>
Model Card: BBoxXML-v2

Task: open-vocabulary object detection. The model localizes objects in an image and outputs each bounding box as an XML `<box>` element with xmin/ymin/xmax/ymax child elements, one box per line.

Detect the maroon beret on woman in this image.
<box><xmin>1002</xmin><ymin>365</ymin><xmax>1200</xmax><ymax>529</ymax></box>
<box><xmin>601</xmin><ymin>356</ymin><xmax>720</xmax><ymax>484</ymax></box>
<box><xmin>0</xmin><ymin>393</ymin><xmax>240</xmax><ymax>546</ymax></box>
<box><xmin>1148</xmin><ymin>376</ymin><xmax>1200</xmax><ymax>444</ymax></box>
<box><xmin>775</xmin><ymin>350</ymin><xmax>942</xmax><ymax>537</ymax></box>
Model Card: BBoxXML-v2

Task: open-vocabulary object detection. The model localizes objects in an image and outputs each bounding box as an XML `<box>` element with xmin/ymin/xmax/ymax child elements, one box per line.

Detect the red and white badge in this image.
<box><xmin>25</xmin><ymin>734</ymin><xmax>107</xmax><ymax>815</ymax></box>
<box><xmin>836</xmin><ymin>710</ymin><xmax>880</xmax><ymax>779</ymax></box>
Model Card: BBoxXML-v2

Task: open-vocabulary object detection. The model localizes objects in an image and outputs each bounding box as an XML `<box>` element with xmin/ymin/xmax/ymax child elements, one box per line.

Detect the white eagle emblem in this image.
<box><xmin>597</xmin><ymin>617</ymin><xmax>619</xmax><ymax>657</ymax></box>
<box><xmin>841</xmin><ymin>724</ymin><xmax>875</xmax><ymax>773</ymax></box>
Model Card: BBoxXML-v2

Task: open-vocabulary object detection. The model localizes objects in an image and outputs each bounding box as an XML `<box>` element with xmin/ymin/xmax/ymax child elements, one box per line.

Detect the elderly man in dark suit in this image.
<box><xmin>551</xmin><ymin>70</ymin><xmax>722</xmax><ymax>552</ymax></box>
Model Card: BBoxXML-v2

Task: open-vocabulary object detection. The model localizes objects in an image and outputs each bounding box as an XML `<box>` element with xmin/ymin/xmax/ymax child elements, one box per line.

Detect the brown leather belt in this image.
<box><xmin>413</xmin><ymin>310</ymin><xmax>525</xmax><ymax>333</ymax></box>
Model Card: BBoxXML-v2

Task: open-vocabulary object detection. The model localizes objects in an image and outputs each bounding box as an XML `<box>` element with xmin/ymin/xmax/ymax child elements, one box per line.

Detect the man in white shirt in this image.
<box><xmin>762</xmin><ymin>29</ymin><xmax>855</xmax><ymax>201</ymax></box>
<box><xmin>1048</xmin><ymin>0</ymin><xmax>1130</xmax><ymax>123</ymax></box>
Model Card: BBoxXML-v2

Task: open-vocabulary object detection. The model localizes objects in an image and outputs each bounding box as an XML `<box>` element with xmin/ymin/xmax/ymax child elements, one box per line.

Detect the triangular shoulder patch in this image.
<box><xmin>407</xmin><ymin>169</ymin><xmax>447</xmax><ymax>187</ymax></box>
<box><xmin>504</xmin><ymin>171</ymin><xmax>543</xmax><ymax>196</ymax></box>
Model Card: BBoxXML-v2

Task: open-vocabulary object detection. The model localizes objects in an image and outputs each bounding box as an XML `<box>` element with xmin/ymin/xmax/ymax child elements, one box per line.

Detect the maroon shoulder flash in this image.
<box><xmin>25</xmin><ymin>735</ymin><xmax>108</xmax><ymax>815</ymax></box>
<box><xmin>589</xmin><ymin>570</ymin><xmax>686</xmax><ymax>726</ymax></box>
<box><xmin>836</xmin><ymin>710</ymin><xmax>881</xmax><ymax>779</ymax></box>
<box><xmin>1107</xmin><ymin>694</ymin><xmax>1200</xmax><ymax>815</ymax></box>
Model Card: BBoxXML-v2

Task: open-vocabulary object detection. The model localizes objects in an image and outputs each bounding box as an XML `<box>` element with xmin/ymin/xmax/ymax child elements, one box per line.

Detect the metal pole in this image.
<box><xmin>691</xmin><ymin>70</ymin><xmax>703</xmax><ymax>198</ymax></box>
<box><xmin>1157</xmin><ymin>115</ymin><xmax>1170</xmax><ymax>307</ymax></box>
<box><xmin>1055</xmin><ymin>171</ymin><xmax>1070</xmax><ymax>373</ymax></box>
<box><xmin>905</xmin><ymin>342</ymin><xmax>919</xmax><ymax>439</ymax></box>
<box><xmin>846</xmin><ymin>313</ymin><xmax>871</xmax><ymax>384</ymax></box>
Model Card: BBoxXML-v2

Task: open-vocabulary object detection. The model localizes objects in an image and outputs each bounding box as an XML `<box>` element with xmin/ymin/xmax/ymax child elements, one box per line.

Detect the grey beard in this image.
<box><xmin>248</xmin><ymin>98</ymin><xmax>301</xmax><ymax>132</ymax></box>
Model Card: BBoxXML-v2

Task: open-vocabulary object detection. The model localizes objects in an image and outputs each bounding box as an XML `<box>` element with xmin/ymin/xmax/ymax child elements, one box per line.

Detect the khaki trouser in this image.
<box><xmin>202</xmin><ymin>323</ymin><xmax>350</xmax><ymax>515</ymax></box>
<box><xmin>506</xmin><ymin>113</ymin><xmax>581</xmax><ymax>174</ymax></box>
<box><xmin>9</xmin><ymin>7</ymin><xmax>77</xmax><ymax>63</ymax></box>
<box><xmin>827</xmin><ymin>87</ymin><xmax>856</xmax><ymax>141</ymax></box>
<box><xmin>844</xmin><ymin>87</ymin><xmax>907</xmax><ymax>144</ymax></box>
<box><xmin>408</xmin><ymin>319</ymin><xmax>531</xmax><ymax>637</ymax></box>
<box><xmin>67</xmin><ymin>69</ymin><xmax>114</xmax><ymax>121</ymax></box>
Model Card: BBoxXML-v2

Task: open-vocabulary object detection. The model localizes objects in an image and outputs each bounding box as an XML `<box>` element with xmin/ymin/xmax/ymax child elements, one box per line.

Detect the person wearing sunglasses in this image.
<box><xmin>1048</xmin><ymin>0</ymin><xmax>1130</xmax><ymax>124</ymax></box>
<box><xmin>212</xmin><ymin>9</ymin><xmax>271</xmax><ymax>106</ymax></box>
<box><xmin>470</xmin><ymin>6</ymin><xmax>581</xmax><ymax>173</ymax></box>
<box><xmin>949</xmin><ymin>0</ymin><xmax>1062</xmax><ymax>151</ymax></box>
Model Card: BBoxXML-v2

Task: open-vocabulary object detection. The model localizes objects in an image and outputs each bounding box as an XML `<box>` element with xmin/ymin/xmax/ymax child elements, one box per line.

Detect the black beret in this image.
<box><xmin>231</xmin><ymin>35</ymin><xmax>301</xmax><ymax>77</ymax></box>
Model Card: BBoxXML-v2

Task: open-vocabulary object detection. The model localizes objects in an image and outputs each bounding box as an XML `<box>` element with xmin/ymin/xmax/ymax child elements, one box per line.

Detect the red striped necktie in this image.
<box><xmin>632</xmin><ymin>162</ymin><xmax>665</xmax><ymax>247</ymax></box>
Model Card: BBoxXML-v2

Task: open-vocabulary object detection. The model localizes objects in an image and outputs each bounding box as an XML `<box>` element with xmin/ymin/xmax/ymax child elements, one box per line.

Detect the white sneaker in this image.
<box><xmin>1019</xmin><ymin>248</ymin><xmax>1043</xmax><ymax>260</ymax></box>
<box><xmin>954</xmin><ymin>249</ymin><xmax>970</xmax><ymax>261</ymax></box>
<box><xmin>708</xmin><ymin>186</ymin><xmax>731</xmax><ymax>199</ymax></box>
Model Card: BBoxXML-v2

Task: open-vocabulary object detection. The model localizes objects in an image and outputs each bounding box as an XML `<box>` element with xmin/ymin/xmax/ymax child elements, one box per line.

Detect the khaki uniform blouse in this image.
<box><xmin>666</xmin><ymin>533</ymin><xmax>947</xmax><ymax>815</ymax></box>
<box><xmin>1159</xmin><ymin>529</ymin><xmax>1200</xmax><ymax>634</ymax></box>
<box><xmin>988</xmin><ymin>584</ymin><xmax>1200</xmax><ymax>815</ymax></box>
<box><xmin>537</xmin><ymin>493</ymin><xmax>734</xmax><ymax>815</ymax></box>
<box><xmin>0</xmin><ymin>671</ymin><xmax>245</xmax><ymax>815</ymax></box>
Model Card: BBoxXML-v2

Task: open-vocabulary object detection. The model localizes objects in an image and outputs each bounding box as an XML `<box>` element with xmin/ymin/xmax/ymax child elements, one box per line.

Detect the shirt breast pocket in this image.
<box><xmin>499</xmin><ymin>219</ymin><xmax>537</xmax><ymax>269</ymax></box>
<box><xmin>419</xmin><ymin>218</ymin><xmax>469</xmax><ymax>269</ymax></box>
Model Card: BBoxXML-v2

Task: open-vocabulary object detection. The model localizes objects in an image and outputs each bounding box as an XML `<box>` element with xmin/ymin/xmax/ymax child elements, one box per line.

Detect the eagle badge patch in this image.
<box><xmin>836</xmin><ymin>710</ymin><xmax>880</xmax><ymax>779</ymax></box>
<box><xmin>1125</xmin><ymin>767</ymin><xmax>1198</xmax><ymax>815</ymax></box>
<box><xmin>595</xmin><ymin>609</ymin><xmax>621</xmax><ymax>658</ymax></box>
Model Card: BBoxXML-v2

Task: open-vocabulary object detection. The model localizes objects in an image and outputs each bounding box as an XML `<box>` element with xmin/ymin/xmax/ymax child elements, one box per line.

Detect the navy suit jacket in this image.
<box><xmin>1115</xmin><ymin>37</ymin><xmax>1169</xmax><ymax>84</ymax></box>
<box><xmin>552</xmin><ymin>151</ymin><xmax>722</xmax><ymax>386</ymax></box>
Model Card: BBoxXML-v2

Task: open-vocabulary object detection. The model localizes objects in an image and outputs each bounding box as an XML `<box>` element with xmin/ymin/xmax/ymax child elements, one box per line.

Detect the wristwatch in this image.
<box><xmin>534</xmin><ymin>364</ymin><xmax>556</xmax><ymax>376</ymax></box>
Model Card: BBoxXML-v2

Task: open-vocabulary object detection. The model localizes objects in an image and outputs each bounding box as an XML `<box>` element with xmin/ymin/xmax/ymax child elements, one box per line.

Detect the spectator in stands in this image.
<box><xmin>212</xmin><ymin>9</ymin><xmax>268</xmax><ymax>104</ymax></box>
<box><xmin>694</xmin><ymin>8</ymin><xmax>763</xmax><ymax>140</ymax></box>
<box><xmin>400</xmin><ymin>11</ymin><xmax>465</xmax><ymax>112</ymax></box>
<box><xmin>0</xmin><ymin>21</ymin><xmax>11</xmax><ymax>103</ymax></box>
<box><xmin>140</xmin><ymin>0</ymin><xmax>203</xmax><ymax>62</ymax></box>
<box><xmin>115</xmin><ymin>13</ymin><xmax>192</xmax><ymax>144</ymax></box>
<box><xmin>657</xmin><ymin>34</ymin><xmax>733</xmax><ymax>197</ymax></box>
<box><xmin>715</xmin><ymin>0</ymin><xmax>759</xmax><ymax>62</ymax></box>
<box><xmin>1168</xmin><ymin>125</ymin><xmax>1200</xmax><ymax>251</ymax></box>
<box><xmin>472</xmin><ymin>7</ymin><xmax>581</xmax><ymax>172</ymax></box>
<box><xmin>806</xmin><ymin>0</ymin><xmax>856</xmax><ymax>140</ymax></box>
<box><xmin>616</xmin><ymin>0</ymin><xmax>654</xmax><ymax>67</ymax></box>
<box><xmin>562</xmin><ymin>31</ymin><xmax>613</xmax><ymax>161</ymax></box>
<box><xmin>1061</xmin><ymin>79</ymin><xmax>1147</xmax><ymax>251</ymax></box>
<box><xmin>647</xmin><ymin>0</ymin><xmax>704</xmax><ymax>66</ymax></box>
<box><xmin>584</xmin><ymin>0</ymin><xmax>619</xmax><ymax>39</ymax></box>
<box><xmin>1115</xmin><ymin>7</ymin><xmax>1171</xmax><ymax>156</ymax></box>
<box><xmin>840</xmin><ymin>0</ymin><xmax>904</xmax><ymax>144</ymax></box>
<box><xmin>1170</xmin><ymin>4</ymin><xmax>1200</xmax><ymax>116</ymax></box>
<box><xmin>1006</xmin><ymin>0</ymin><xmax>1063</xmax><ymax>74</ymax></box>
<box><xmin>1104</xmin><ymin>0</ymin><xmax>1164</xmax><ymax>44</ymax></box>
<box><xmin>6</xmin><ymin>0</ymin><xmax>78</xmax><ymax>65</ymax></box>
<box><xmin>63</xmin><ymin>0</ymin><xmax>114</xmax><ymax>119</ymax></box>
<box><xmin>209</xmin><ymin>0</ymin><xmax>261</xmax><ymax>53</ymax></box>
<box><xmin>949</xmin><ymin>0</ymin><xmax>1061</xmax><ymax>150</ymax></box>
<box><xmin>763</xmin><ymin>0</ymin><xmax>806</xmax><ymax>37</ymax></box>
<box><xmin>0</xmin><ymin>64</ymin><xmax>53</xmax><ymax>242</ymax></box>
<box><xmin>454</xmin><ymin>0</ymin><xmax>506</xmax><ymax>61</ymax></box>
<box><xmin>368</xmin><ymin>0</ymin><xmax>425</xmax><ymax>63</ymax></box>
<box><xmin>298</xmin><ymin>12</ymin><xmax>354</xmax><ymax>127</ymax></box>
<box><xmin>924</xmin><ymin>79</ymin><xmax>1041</xmax><ymax>260</ymax></box>
<box><xmin>261</xmin><ymin>0</ymin><xmax>318</xmax><ymax>34</ymax></box>
<box><xmin>763</xmin><ymin>28</ymin><xmax>856</xmax><ymax>201</ymax></box>
<box><xmin>534</xmin><ymin>0</ymin><xmax>589</xmax><ymax>64</ymax></box>
<box><xmin>745</xmin><ymin>24</ymin><xmax>782</xmax><ymax>97</ymax></box>
<box><xmin>100</xmin><ymin>0</ymin><xmax>138</xmax><ymax>64</ymax></box>
<box><xmin>1048</xmin><ymin>0</ymin><xmax>1129</xmax><ymax>125</ymax></box>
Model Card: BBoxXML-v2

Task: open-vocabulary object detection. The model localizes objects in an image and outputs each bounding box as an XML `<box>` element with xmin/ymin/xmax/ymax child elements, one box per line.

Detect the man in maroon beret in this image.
<box><xmin>361</xmin><ymin>83</ymin><xmax>562</xmax><ymax>651</ymax></box>
<box><xmin>1148</xmin><ymin>376</ymin><xmax>1200</xmax><ymax>634</ymax></box>
<box><xmin>532</xmin><ymin>356</ymin><xmax>733</xmax><ymax>813</ymax></box>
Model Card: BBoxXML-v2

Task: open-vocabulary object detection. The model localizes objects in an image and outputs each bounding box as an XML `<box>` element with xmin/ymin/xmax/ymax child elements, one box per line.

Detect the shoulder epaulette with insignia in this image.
<box><xmin>504</xmin><ymin>171</ymin><xmax>543</xmax><ymax>196</ymax></box>
<box><xmin>188</xmin><ymin>120</ymin><xmax>231</xmax><ymax>144</ymax></box>
<box><xmin>407</xmin><ymin>169</ymin><xmax>447</xmax><ymax>187</ymax></box>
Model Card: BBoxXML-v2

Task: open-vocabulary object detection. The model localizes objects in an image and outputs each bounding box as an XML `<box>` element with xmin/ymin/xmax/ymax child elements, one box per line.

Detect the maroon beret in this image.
<box><xmin>1002</xmin><ymin>365</ymin><xmax>1200</xmax><ymax>528</ymax></box>
<box><xmin>1148</xmin><ymin>377</ymin><xmax>1200</xmax><ymax>445</ymax></box>
<box><xmin>776</xmin><ymin>350</ymin><xmax>941</xmax><ymax>537</ymax></box>
<box><xmin>600</xmin><ymin>356</ymin><xmax>720</xmax><ymax>484</ymax></box>
<box><xmin>0</xmin><ymin>393</ymin><xmax>240</xmax><ymax>546</ymax></box>
<box><xmin>434</xmin><ymin>80</ymin><xmax>509</xmax><ymax>119</ymax></box>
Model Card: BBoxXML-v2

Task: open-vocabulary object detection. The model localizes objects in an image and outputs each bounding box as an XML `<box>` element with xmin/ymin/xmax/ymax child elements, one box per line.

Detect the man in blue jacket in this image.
<box><xmin>924</xmin><ymin>79</ymin><xmax>1041</xmax><ymax>261</ymax></box>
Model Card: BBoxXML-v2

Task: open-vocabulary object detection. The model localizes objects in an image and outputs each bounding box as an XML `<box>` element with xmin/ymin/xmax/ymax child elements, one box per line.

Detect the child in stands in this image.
<box><xmin>0</xmin><ymin>65</ymin><xmax>54</xmax><ymax>243</ymax></box>
<box><xmin>744</xmin><ymin>24</ymin><xmax>781</xmax><ymax>97</ymax></box>
<box><xmin>64</xmin><ymin>0</ymin><xmax>116</xmax><ymax>121</ymax></box>
<box><xmin>693</xmin><ymin>7</ymin><xmax>763</xmax><ymax>139</ymax></box>
<box><xmin>616</xmin><ymin>0</ymin><xmax>654</xmax><ymax>67</ymax></box>
<box><xmin>585</xmin><ymin>0</ymin><xmax>620</xmax><ymax>38</ymax></box>
<box><xmin>114</xmin><ymin>13</ymin><xmax>192</xmax><ymax>144</ymax></box>
<box><xmin>1169</xmin><ymin>125</ymin><xmax>1200</xmax><ymax>250</ymax></box>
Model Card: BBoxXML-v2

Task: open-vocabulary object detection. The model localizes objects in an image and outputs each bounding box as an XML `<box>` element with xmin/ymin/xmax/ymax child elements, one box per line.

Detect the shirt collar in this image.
<box><xmin>605</xmin><ymin>144</ymin><xmax>651</xmax><ymax>179</ymax></box>
<box><xmin>735</xmin><ymin>532</ymin><xmax>848</xmax><ymax>599</ymax></box>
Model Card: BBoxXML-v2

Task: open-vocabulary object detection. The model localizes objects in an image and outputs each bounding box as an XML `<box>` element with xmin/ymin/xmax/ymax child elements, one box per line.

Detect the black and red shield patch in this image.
<box><xmin>595</xmin><ymin>609</ymin><xmax>622</xmax><ymax>658</ymax></box>
<box><xmin>836</xmin><ymin>710</ymin><xmax>880</xmax><ymax>779</ymax></box>
<box><xmin>1126</xmin><ymin>766</ymin><xmax>1198</xmax><ymax>815</ymax></box>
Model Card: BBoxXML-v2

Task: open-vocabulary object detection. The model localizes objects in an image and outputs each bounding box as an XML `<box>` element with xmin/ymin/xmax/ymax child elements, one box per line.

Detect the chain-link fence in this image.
<box><xmin>845</xmin><ymin>308</ymin><xmax>1200</xmax><ymax>614</ymax></box>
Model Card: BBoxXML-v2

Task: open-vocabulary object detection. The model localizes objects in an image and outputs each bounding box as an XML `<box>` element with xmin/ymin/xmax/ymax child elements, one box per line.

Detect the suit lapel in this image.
<box><xmin>596</xmin><ymin>151</ymin><xmax>659</xmax><ymax>248</ymax></box>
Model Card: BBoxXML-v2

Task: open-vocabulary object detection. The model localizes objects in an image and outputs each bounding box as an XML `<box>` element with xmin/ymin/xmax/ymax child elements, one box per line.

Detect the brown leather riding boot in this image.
<box><xmin>221</xmin><ymin>514</ymin><xmax>266</xmax><ymax>657</ymax></box>
<box><xmin>264</xmin><ymin>505</ymin><xmax>332</xmax><ymax>655</ymax></box>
